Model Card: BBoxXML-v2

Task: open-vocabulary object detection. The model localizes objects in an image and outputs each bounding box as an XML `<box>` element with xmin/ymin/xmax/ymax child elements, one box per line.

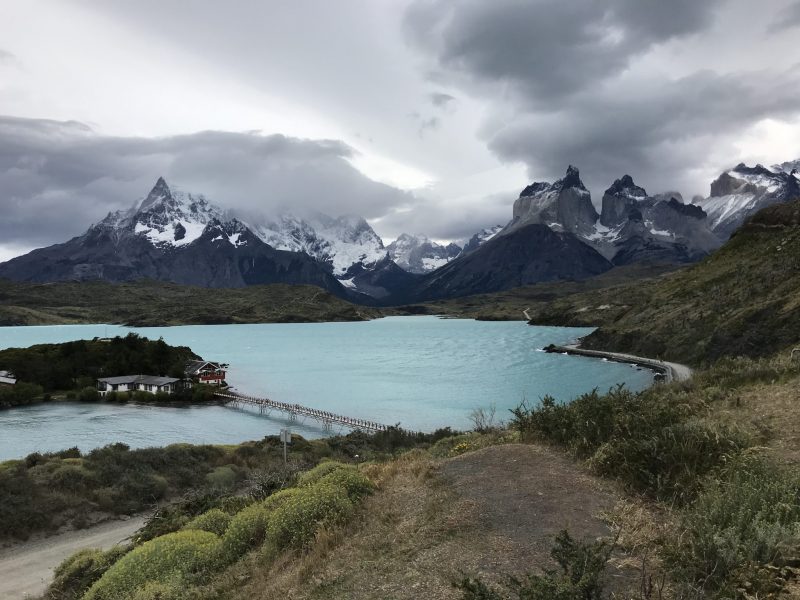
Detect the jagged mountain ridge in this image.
<box><xmin>501</xmin><ymin>166</ymin><xmax>722</xmax><ymax>266</ymax></box>
<box><xmin>0</xmin><ymin>178</ymin><xmax>360</xmax><ymax>299</ymax></box>
<box><xmin>249</xmin><ymin>212</ymin><xmax>387</xmax><ymax>280</ymax></box>
<box><xmin>692</xmin><ymin>162</ymin><xmax>800</xmax><ymax>239</ymax></box>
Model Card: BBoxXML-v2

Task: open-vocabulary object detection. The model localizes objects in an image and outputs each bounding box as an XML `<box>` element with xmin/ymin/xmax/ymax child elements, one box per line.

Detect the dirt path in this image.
<box><xmin>0</xmin><ymin>516</ymin><xmax>147</xmax><ymax>599</ymax></box>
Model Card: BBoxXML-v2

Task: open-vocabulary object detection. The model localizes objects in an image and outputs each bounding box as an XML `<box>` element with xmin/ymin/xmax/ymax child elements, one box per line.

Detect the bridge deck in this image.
<box><xmin>215</xmin><ymin>391</ymin><xmax>389</xmax><ymax>433</ymax></box>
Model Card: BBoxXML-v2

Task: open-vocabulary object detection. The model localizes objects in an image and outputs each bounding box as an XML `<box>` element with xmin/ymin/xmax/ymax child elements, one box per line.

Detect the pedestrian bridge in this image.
<box><xmin>215</xmin><ymin>391</ymin><xmax>390</xmax><ymax>433</ymax></box>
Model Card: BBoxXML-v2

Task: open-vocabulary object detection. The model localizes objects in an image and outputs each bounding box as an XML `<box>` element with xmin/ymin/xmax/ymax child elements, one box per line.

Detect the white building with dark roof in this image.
<box><xmin>97</xmin><ymin>375</ymin><xmax>182</xmax><ymax>396</ymax></box>
<box><xmin>0</xmin><ymin>370</ymin><xmax>16</xmax><ymax>386</ymax></box>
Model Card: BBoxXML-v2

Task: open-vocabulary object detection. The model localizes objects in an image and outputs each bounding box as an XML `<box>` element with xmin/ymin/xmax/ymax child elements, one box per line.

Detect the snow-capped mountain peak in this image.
<box><xmin>98</xmin><ymin>178</ymin><xmax>226</xmax><ymax>249</ymax></box>
<box><xmin>248</xmin><ymin>212</ymin><xmax>387</xmax><ymax>278</ymax></box>
<box><xmin>694</xmin><ymin>160</ymin><xmax>800</xmax><ymax>238</ymax></box>
<box><xmin>386</xmin><ymin>233</ymin><xmax>461</xmax><ymax>274</ymax></box>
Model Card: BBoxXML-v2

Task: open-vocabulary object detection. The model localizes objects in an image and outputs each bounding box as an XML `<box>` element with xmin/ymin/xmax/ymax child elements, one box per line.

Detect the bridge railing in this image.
<box><xmin>214</xmin><ymin>391</ymin><xmax>391</xmax><ymax>433</ymax></box>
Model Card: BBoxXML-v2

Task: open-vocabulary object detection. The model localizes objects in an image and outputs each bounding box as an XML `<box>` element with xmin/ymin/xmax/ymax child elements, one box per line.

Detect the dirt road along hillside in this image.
<box><xmin>0</xmin><ymin>516</ymin><xmax>146</xmax><ymax>599</ymax></box>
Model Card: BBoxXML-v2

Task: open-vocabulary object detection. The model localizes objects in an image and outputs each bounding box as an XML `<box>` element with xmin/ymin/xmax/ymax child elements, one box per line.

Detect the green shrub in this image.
<box><xmin>204</xmin><ymin>465</ymin><xmax>238</xmax><ymax>490</ymax></box>
<box><xmin>47</xmin><ymin>545</ymin><xmax>128</xmax><ymax>600</ymax></box>
<box><xmin>260</xmin><ymin>486</ymin><xmax>301</xmax><ymax>511</ymax></box>
<box><xmin>316</xmin><ymin>467</ymin><xmax>374</xmax><ymax>501</ymax></box>
<box><xmin>83</xmin><ymin>530</ymin><xmax>221</xmax><ymax>600</ymax></box>
<box><xmin>296</xmin><ymin>460</ymin><xmax>348</xmax><ymax>487</ymax></box>
<box><xmin>46</xmin><ymin>464</ymin><xmax>98</xmax><ymax>493</ymax></box>
<box><xmin>456</xmin><ymin>530</ymin><xmax>610</xmax><ymax>600</ymax></box>
<box><xmin>267</xmin><ymin>482</ymin><xmax>354</xmax><ymax>550</ymax></box>
<box><xmin>590</xmin><ymin>419</ymin><xmax>748</xmax><ymax>503</ymax></box>
<box><xmin>132</xmin><ymin>390</ymin><xmax>153</xmax><ymax>403</ymax></box>
<box><xmin>78</xmin><ymin>386</ymin><xmax>100</xmax><ymax>402</ymax></box>
<box><xmin>220</xmin><ymin>502</ymin><xmax>272</xmax><ymax>560</ymax></box>
<box><xmin>666</xmin><ymin>454</ymin><xmax>800</xmax><ymax>597</ymax></box>
<box><xmin>184</xmin><ymin>509</ymin><xmax>232</xmax><ymax>536</ymax></box>
<box><xmin>511</xmin><ymin>386</ymin><xmax>749</xmax><ymax>502</ymax></box>
<box><xmin>0</xmin><ymin>381</ymin><xmax>43</xmax><ymax>407</ymax></box>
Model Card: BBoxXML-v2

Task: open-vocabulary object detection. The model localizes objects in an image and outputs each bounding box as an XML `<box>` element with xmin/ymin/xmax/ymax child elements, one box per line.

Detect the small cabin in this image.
<box><xmin>97</xmin><ymin>375</ymin><xmax>182</xmax><ymax>396</ymax></box>
<box><xmin>185</xmin><ymin>360</ymin><xmax>228</xmax><ymax>386</ymax></box>
<box><xmin>0</xmin><ymin>370</ymin><xmax>16</xmax><ymax>387</ymax></box>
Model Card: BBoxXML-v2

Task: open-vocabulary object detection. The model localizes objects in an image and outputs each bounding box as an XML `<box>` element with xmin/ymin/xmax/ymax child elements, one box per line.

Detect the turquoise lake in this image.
<box><xmin>0</xmin><ymin>317</ymin><xmax>654</xmax><ymax>460</ymax></box>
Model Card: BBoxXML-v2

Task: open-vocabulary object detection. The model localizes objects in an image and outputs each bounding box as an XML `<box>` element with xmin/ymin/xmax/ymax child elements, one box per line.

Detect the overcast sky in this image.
<box><xmin>1</xmin><ymin>0</ymin><xmax>800</xmax><ymax>260</ymax></box>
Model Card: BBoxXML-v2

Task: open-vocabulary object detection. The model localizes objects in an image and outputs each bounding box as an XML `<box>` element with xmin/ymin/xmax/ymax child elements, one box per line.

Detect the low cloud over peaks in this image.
<box><xmin>403</xmin><ymin>0</ymin><xmax>800</xmax><ymax>196</ymax></box>
<box><xmin>0</xmin><ymin>117</ymin><xmax>412</xmax><ymax>248</ymax></box>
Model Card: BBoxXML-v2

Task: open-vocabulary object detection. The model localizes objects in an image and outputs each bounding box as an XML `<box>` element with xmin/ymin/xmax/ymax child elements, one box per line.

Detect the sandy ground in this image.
<box><xmin>0</xmin><ymin>516</ymin><xmax>147</xmax><ymax>599</ymax></box>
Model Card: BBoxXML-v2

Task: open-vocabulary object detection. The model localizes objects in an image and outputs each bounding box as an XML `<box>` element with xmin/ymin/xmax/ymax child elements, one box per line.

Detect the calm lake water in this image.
<box><xmin>0</xmin><ymin>317</ymin><xmax>653</xmax><ymax>460</ymax></box>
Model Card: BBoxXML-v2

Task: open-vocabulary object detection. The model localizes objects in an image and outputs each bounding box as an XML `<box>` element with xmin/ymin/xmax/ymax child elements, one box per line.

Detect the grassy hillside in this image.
<box><xmin>0</xmin><ymin>280</ymin><xmax>383</xmax><ymax>326</ymax></box>
<box><xmin>398</xmin><ymin>263</ymin><xmax>679</xmax><ymax>321</ymax></box>
<box><xmin>527</xmin><ymin>199</ymin><xmax>800</xmax><ymax>366</ymax></box>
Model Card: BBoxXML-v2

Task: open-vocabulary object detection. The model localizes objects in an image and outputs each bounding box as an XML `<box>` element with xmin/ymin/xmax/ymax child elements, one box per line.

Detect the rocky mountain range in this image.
<box><xmin>0</xmin><ymin>178</ymin><xmax>356</xmax><ymax>299</ymax></box>
<box><xmin>505</xmin><ymin>166</ymin><xmax>721</xmax><ymax>266</ymax></box>
<box><xmin>1</xmin><ymin>158</ymin><xmax>798</xmax><ymax>304</ymax></box>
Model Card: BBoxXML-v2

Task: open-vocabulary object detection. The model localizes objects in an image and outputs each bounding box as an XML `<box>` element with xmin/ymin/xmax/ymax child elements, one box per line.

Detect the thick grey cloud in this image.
<box><xmin>769</xmin><ymin>1</ymin><xmax>800</xmax><ymax>30</ymax></box>
<box><xmin>489</xmin><ymin>68</ymin><xmax>800</xmax><ymax>194</ymax></box>
<box><xmin>0</xmin><ymin>49</ymin><xmax>14</xmax><ymax>62</ymax></box>
<box><xmin>404</xmin><ymin>0</ymin><xmax>725</xmax><ymax>108</ymax></box>
<box><xmin>0</xmin><ymin>116</ymin><xmax>414</xmax><ymax>247</ymax></box>
<box><xmin>403</xmin><ymin>0</ymin><xmax>800</xmax><ymax>197</ymax></box>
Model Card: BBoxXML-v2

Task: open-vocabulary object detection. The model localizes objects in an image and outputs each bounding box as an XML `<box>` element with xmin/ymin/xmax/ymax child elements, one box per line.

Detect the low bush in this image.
<box><xmin>267</xmin><ymin>481</ymin><xmax>355</xmax><ymax>550</ymax></box>
<box><xmin>220</xmin><ymin>502</ymin><xmax>272</xmax><ymax>560</ymax></box>
<box><xmin>83</xmin><ymin>530</ymin><xmax>222</xmax><ymax>600</ymax></box>
<box><xmin>511</xmin><ymin>385</ymin><xmax>749</xmax><ymax>502</ymax></box>
<box><xmin>78</xmin><ymin>386</ymin><xmax>100</xmax><ymax>402</ymax></box>
<box><xmin>135</xmin><ymin>492</ymin><xmax>252</xmax><ymax>545</ymax></box>
<box><xmin>666</xmin><ymin>454</ymin><xmax>800</xmax><ymax>597</ymax></box>
<box><xmin>47</xmin><ymin>545</ymin><xmax>129</xmax><ymax>600</ymax></box>
<box><xmin>316</xmin><ymin>466</ymin><xmax>375</xmax><ymax>502</ymax></box>
<box><xmin>204</xmin><ymin>465</ymin><xmax>239</xmax><ymax>490</ymax></box>
<box><xmin>184</xmin><ymin>508</ymin><xmax>232</xmax><ymax>536</ymax></box>
<box><xmin>456</xmin><ymin>530</ymin><xmax>611</xmax><ymax>600</ymax></box>
<box><xmin>296</xmin><ymin>460</ymin><xmax>348</xmax><ymax>487</ymax></box>
<box><xmin>0</xmin><ymin>381</ymin><xmax>43</xmax><ymax>408</ymax></box>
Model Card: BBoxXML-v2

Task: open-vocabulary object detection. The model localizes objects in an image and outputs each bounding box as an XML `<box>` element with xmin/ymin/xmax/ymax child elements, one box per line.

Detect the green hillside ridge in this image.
<box><xmin>526</xmin><ymin>198</ymin><xmax>800</xmax><ymax>366</ymax></box>
<box><xmin>0</xmin><ymin>280</ymin><xmax>382</xmax><ymax>326</ymax></box>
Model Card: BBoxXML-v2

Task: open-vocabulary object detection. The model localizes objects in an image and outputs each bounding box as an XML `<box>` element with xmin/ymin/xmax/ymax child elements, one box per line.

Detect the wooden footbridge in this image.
<box><xmin>214</xmin><ymin>391</ymin><xmax>391</xmax><ymax>434</ymax></box>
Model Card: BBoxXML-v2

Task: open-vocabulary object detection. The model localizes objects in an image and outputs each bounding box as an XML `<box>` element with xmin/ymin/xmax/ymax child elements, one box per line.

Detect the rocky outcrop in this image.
<box><xmin>694</xmin><ymin>162</ymin><xmax>800</xmax><ymax>239</ymax></box>
<box><xmin>511</xmin><ymin>166</ymin><xmax>599</xmax><ymax>237</ymax></box>
<box><xmin>600</xmin><ymin>175</ymin><xmax>647</xmax><ymax>228</ymax></box>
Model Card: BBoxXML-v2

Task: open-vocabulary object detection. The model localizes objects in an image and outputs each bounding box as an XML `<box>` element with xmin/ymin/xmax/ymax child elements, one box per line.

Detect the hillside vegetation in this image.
<box><xmin>0</xmin><ymin>280</ymin><xmax>382</xmax><ymax>326</ymax></box>
<box><xmin>526</xmin><ymin>199</ymin><xmax>800</xmax><ymax>366</ymax></box>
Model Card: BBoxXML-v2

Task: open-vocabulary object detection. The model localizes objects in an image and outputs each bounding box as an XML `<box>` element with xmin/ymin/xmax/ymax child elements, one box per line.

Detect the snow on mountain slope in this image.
<box><xmin>693</xmin><ymin>162</ymin><xmax>800</xmax><ymax>239</ymax></box>
<box><xmin>249</xmin><ymin>213</ymin><xmax>387</xmax><ymax>278</ymax></box>
<box><xmin>386</xmin><ymin>234</ymin><xmax>461</xmax><ymax>274</ymax></box>
<box><xmin>99</xmin><ymin>177</ymin><xmax>238</xmax><ymax>248</ymax></box>
<box><xmin>459</xmin><ymin>225</ymin><xmax>504</xmax><ymax>255</ymax></box>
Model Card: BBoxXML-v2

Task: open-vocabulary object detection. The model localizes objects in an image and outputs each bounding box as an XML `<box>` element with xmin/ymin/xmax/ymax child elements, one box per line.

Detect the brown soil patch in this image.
<box><xmin>222</xmin><ymin>444</ymin><xmax>644</xmax><ymax>600</ymax></box>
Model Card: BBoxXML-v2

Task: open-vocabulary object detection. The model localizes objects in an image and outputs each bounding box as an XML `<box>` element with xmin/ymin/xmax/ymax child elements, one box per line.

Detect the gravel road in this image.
<box><xmin>0</xmin><ymin>516</ymin><xmax>147</xmax><ymax>599</ymax></box>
